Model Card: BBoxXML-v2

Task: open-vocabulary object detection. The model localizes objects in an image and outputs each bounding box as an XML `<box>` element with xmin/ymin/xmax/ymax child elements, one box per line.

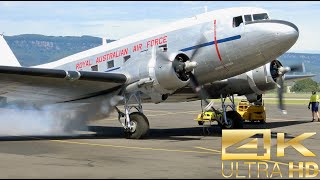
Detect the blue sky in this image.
<box><xmin>0</xmin><ymin>1</ymin><xmax>319</xmax><ymax>53</ymax></box>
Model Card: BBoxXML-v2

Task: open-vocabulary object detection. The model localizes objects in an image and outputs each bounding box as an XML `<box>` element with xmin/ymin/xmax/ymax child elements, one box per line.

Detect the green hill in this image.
<box><xmin>4</xmin><ymin>34</ymin><xmax>115</xmax><ymax>66</ymax></box>
<box><xmin>278</xmin><ymin>53</ymin><xmax>320</xmax><ymax>82</ymax></box>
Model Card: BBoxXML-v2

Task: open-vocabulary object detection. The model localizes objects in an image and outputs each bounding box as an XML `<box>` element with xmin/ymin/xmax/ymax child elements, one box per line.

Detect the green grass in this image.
<box><xmin>263</xmin><ymin>93</ymin><xmax>311</xmax><ymax>99</ymax></box>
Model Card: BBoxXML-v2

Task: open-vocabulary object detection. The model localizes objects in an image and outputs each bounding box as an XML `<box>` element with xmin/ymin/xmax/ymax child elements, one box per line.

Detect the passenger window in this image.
<box><xmin>91</xmin><ymin>65</ymin><xmax>98</xmax><ymax>71</ymax></box>
<box><xmin>107</xmin><ymin>60</ymin><xmax>114</xmax><ymax>69</ymax></box>
<box><xmin>159</xmin><ymin>44</ymin><xmax>167</xmax><ymax>52</ymax></box>
<box><xmin>253</xmin><ymin>13</ymin><xmax>269</xmax><ymax>21</ymax></box>
<box><xmin>244</xmin><ymin>15</ymin><xmax>252</xmax><ymax>22</ymax></box>
<box><xmin>233</xmin><ymin>16</ymin><xmax>243</xmax><ymax>28</ymax></box>
<box><xmin>123</xmin><ymin>55</ymin><xmax>131</xmax><ymax>63</ymax></box>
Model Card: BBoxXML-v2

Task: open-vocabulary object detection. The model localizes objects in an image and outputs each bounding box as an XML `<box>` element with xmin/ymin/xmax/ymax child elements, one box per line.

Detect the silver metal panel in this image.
<box><xmin>0</xmin><ymin>73</ymin><xmax>125</xmax><ymax>105</ymax></box>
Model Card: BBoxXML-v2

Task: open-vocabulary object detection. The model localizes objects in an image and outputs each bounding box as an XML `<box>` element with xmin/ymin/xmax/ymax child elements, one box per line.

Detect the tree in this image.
<box><xmin>291</xmin><ymin>78</ymin><xmax>320</xmax><ymax>92</ymax></box>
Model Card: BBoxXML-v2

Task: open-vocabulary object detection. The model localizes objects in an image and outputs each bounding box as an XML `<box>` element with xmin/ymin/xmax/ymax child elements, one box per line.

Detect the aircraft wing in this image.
<box><xmin>0</xmin><ymin>65</ymin><xmax>127</xmax><ymax>105</ymax></box>
<box><xmin>284</xmin><ymin>74</ymin><xmax>316</xmax><ymax>81</ymax></box>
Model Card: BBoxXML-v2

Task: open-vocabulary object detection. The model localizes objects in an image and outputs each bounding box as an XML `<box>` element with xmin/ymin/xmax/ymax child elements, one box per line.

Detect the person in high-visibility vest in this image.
<box><xmin>308</xmin><ymin>91</ymin><xmax>320</xmax><ymax>122</ymax></box>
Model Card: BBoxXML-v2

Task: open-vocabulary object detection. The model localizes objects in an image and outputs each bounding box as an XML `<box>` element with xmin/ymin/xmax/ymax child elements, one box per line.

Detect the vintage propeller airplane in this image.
<box><xmin>0</xmin><ymin>7</ymin><xmax>300</xmax><ymax>139</ymax></box>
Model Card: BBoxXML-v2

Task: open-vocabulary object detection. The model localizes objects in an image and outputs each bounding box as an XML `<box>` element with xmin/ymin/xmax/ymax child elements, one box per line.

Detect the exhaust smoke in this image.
<box><xmin>0</xmin><ymin>95</ymin><xmax>123</xmax><ymax>137</ymax></box>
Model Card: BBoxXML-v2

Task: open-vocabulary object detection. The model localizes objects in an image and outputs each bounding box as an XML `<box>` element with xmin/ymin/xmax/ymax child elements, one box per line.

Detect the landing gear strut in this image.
<box><xmin>196</xmin><ymin>94</ymin><xmax>243</xmax><ymax>129</ymax></box>
<box><xmin>115</xmin><ymin>92</ymin><xmax>149</xmax><ymax>139</ymax></box>
<box><xmin>219</xmin><ymin>94</ymin><xmax>244</xmax><ymax>129</ymax></box>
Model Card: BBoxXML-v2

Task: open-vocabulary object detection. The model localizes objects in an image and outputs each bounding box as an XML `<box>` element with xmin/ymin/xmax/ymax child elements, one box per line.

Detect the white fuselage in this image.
<box><xmin>34</xmin><ymin>7</ymin><xmax>299</xmax><ymax>102</ymax></box>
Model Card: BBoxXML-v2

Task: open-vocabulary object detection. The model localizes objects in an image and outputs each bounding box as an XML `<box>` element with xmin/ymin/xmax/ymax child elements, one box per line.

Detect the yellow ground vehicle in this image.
<box><xmin>236</xmin><ymin>100</ymin><xmax>266</xmax><ymax>123</ymax></box>
<box><xmin>194</xmin><ymin>111</ymin><xmax>222</xmax><ymax>125</ymax></box>
<box><xmin>194</xmin><ymin>98</ymin><xmax>244</xmax><ymax>129</ymax></box>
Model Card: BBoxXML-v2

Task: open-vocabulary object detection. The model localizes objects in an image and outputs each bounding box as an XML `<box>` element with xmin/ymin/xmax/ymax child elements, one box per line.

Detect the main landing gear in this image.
<box><xmin>195</xmin><ymin>94</ymin><xmax>244</xmax><ymax>129</ymax></box>
<box><xmin>115</xmin><ymin>92</ymin><xmax>149</xmax><ymax>139</ymax></box>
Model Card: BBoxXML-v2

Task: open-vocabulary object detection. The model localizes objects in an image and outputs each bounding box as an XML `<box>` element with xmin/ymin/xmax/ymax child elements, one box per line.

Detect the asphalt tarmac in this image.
<box><xmin>0</xmin><ymin>101</ymin><xmax>319</xmax><ymax>179</ymax></box>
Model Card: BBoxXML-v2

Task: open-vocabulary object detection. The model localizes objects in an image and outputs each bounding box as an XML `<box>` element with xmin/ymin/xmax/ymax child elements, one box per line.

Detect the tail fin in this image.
<box><xmin>0</xmin><ymin>34</ymin><xmax>21</xmax><ymax>66</ymax></box>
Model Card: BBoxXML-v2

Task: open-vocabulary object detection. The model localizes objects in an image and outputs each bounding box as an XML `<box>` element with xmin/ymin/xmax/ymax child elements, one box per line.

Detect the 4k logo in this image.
<box><xmin>221</xmin><ymin>129</ymin><xmax>316</xmax><ymax>160</ymax></box>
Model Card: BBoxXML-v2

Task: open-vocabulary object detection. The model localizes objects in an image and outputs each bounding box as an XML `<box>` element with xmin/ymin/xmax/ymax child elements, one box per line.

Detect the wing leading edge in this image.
<box><xmin>0</xmin><ymin>65</ymin><xmax>127</xmax><ymax>104</ymax></box>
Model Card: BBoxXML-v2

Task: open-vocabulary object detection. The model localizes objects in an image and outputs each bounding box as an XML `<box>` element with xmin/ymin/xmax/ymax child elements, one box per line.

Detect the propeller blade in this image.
<box><xmin>155</xmin><ymin>23</ymin><xmax>210</xmax><ymax>105</ymax></box>
<box><xmin>189</xmin><ymin>34</ymin><xmax>207</xmax><ymax>61</ymax></box>
<box><xmin>289</xmin><ymin>63</ymin><xmax>304</xmax><ymax>72</ymax></box>
<box><xmin>273</xmin><ymin>61</ymin><xmax>305</xmax><ymax>115</ymax></box>
<box><xmin>276</xmin><ymin>76</ymin><xmax>287</xmax><ymax>114</ymax></box>
<box><xmin>184</xmin><ymin>23</ymin><xmax>209</xmax><ymax>63</ymax></box>
<box><xmin>279</xmin><ymin>63</ymin><xmax>305</xmax><ymax>75</ymax></box>
<box><xmin>184</xmin><ymin>24</ymin><xmax>211</xmax><ymax>103</ymax></box>
<box><xmin>187</xmin><ymin>72</ymin><xmax>209</xmax><ymax>104</ymax></box>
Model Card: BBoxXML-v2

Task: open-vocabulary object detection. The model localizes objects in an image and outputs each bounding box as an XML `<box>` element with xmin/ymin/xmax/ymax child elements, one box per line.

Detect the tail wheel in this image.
<box><xmin>125</xmin><ymin>112</ymin><xmax>150</xmax><ymax>139</ymax></box>
<box><xmin>220</xmin><ymin>111</ymin><xmax>244</xmax><ymax>129</ymax></box>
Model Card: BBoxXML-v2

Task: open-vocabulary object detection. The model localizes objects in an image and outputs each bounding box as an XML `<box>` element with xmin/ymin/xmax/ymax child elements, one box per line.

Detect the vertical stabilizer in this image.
<box><xmin>0</xmin><ymin>34</ymin><xmax>21</xmax><ymax>67</ymax></box>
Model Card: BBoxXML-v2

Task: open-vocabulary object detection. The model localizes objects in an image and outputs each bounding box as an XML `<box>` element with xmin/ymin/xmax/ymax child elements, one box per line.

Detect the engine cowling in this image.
<box><xmin>154</xmin><ymin>53</ymin><xmax>190</xmax><ymax>91</ymax></box>
<box><xmin>204</xmin><ymin>60</ymin><xmax>282</xmax><ymax>100</ymax></box>
<box><xmin>125</xmin><ymin>51</ymin><xmax>192</xmax><ymax>103</ymax></box>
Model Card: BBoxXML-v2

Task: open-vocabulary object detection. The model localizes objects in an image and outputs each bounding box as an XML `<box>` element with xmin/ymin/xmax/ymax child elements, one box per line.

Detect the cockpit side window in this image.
<box><xmin>233</xmin><ymin>16</ymin><xmax>243</xmax><ymax>28</ymax></box>
<box><xmin>253</xmin><ymin>13</ymin><xmax>269</xmax><ymax>21</ymax></box>
<box><xmin>244</xmin><ymin>15</ymin><xmax>252</xmax><ymax>22</ymax></box>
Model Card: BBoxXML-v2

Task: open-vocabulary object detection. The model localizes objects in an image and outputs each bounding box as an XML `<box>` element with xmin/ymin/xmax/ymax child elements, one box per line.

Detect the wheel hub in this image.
<box><xmin>224</xmin><ymin>118</ymin><xmax>232</xmax><ymax>128</ymax></box>
<box><xmin>129</xmin><ymin>121</ymin><xmax>137</xmax><ymax>133</ymax></box>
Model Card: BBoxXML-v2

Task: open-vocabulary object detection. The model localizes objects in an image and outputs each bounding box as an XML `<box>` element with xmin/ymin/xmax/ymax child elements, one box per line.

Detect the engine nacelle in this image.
<box><xmin>154</xmin><ymin>53</ymin><xmax>190</xmax><ymax>91</ymax></box>
<box><xmin>125</xmin><ymin>51</ymin><xmax>191</xmax><ymax>103</ymax></box>
<box><xmin>205</xmin><ymin>60</ymin><xmax>282</xmax><ymax>99</ymax></box>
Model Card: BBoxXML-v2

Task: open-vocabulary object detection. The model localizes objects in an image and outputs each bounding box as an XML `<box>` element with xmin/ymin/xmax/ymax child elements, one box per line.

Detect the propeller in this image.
<box><xmin>183</xmin><ymin>26</ymin><xmax>211</xmax><ymax>104</ymax></box>
<box><xmin>272</xmin><ymin>61</ymin><xmax>305</xmax><ymax>114</ymax></box>
<box><xmin>154</xmin><ymin>24</ymin><xmax>211</xmax><ymax>104</ymax></box>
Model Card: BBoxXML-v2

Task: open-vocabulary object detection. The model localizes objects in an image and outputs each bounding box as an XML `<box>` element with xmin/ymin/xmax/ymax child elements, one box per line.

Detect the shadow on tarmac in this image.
<box><xmin>0</xmin><ymin>120</ymin><xmax>311</xmax><ymax>141</ymax></box>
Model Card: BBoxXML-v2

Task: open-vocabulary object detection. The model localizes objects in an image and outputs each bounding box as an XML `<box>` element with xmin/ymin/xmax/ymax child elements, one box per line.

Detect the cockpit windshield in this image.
<box><xmin>233</xmin><ymin>12</ymin><xmax>269</xmax><ymax>28</ymax></box>
<box><xmin>253</xmin><ymin>13</ymin><xmax>269</xmax><ymax>20</ymax></box>
<box><xmin>244</xmin><ymin>15</ymin><xmax>252</xmax><ymax>22</ymax></box>
<box><xmin>233</xmin><ymin>16</ymin><xmax>243</xmax><ymax>27</ymax></box>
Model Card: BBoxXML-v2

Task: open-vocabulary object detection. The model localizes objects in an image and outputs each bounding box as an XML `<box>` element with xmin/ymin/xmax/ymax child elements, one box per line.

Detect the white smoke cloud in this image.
<box><xmin>0</xmin><ymin>95</ymin><xmax>123</xmax><ymax>137</ymax></box>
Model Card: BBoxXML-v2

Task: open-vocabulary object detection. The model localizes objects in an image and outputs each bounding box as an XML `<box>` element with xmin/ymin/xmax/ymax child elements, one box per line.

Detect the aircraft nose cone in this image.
<box><xmin>244</xmin><ymin>19</ymin><xmax>300</xmax><ymax>63</ymax></box>
<box><xmin>275</xmin><ymin>20</ymin><xmax>299</xmax><ymax>45</ymax></box>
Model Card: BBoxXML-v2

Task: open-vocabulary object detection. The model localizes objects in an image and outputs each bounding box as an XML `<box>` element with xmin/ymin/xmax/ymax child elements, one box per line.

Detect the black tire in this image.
<box><xmin>198</xmin><ymin>121</ymin><xmax>204</xmax><ymax>125</ymax></box>
<box><xmin>259</xmin><ymin>119</ymin><xmax>266</xmax><ymax>124</ymax></box>
<box><xmin>220</xmin><ymin>111</ymin><xmax>244</xmax><ymax>129</ymax></box>
<box><xmin>125</xmin><ymin>112</ymin><xmax>150</xmax><ymax>139</ymax></box>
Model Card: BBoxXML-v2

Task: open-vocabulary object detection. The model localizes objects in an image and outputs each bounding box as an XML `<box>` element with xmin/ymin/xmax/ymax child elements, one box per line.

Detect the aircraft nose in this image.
<box><xmin>253</xmin><ymin>20</ymin><xmax>299</xmax><ymax>60</ymax></box>
<box><xmin>274</xmin><ymin>20</ymin><xmax>299</xmax><ymax>47</ymax></box>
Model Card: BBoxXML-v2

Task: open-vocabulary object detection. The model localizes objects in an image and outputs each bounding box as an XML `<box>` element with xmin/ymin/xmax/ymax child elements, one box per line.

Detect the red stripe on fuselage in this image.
<box><xmin>214</xmin><ymin>19</ymin><xmax>228</xmax><ymax>71</ymax></box>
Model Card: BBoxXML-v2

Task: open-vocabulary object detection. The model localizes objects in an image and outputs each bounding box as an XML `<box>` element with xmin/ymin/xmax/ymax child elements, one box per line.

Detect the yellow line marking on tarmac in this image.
<box><xmin>194</xmin><ymin>147</ymin><xmax>320</xmax><ymax>172</ymax></box>
<box><xmin>194</xmin><ymin>146</ymin><xmax>222</xmax><ymax>153</ymax></box>
<box><xmin>13</xmin><ymin>135</ymin><xmax>219</xmax><ymax>155</ymax></box>
<box><xmin>49</xmin><ymin>139</ymin><xmax>220</xmax><ymax>155</ymax></box>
